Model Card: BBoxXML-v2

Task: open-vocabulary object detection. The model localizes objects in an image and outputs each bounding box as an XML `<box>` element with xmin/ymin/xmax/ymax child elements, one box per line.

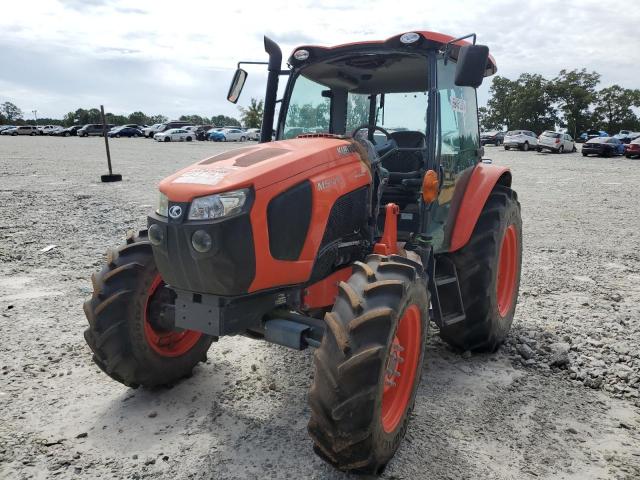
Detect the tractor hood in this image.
<box><xmin>159</xmin><ymin>137</ymin><xmax>358</xmax><ymax>202</ymax></box>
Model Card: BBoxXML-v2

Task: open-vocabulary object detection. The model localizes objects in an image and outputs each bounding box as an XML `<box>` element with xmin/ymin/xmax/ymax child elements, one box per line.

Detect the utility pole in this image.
<box><xmin>32</xmin><ymin>110</ymin><xmax>37</xmax><ymax>125</ymax></box>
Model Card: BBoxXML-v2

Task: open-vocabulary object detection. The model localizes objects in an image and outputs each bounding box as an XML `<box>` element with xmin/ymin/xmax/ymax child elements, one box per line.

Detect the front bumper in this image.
<box><xmin>147</xmin><ymin>194</ymin><xmax>256</xmax><ymax>296</ymax></box>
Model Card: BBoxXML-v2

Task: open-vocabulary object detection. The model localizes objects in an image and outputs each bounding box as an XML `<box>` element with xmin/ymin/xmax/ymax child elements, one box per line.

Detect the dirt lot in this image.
<box><xmin>1</xmin><ymin>136</ymin><xmax>639</xmax><ymax>479</ymax></box>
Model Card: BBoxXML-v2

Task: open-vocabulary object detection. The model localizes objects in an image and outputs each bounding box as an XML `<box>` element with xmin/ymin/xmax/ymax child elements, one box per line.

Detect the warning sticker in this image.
<box><xmin>450</xmin><ymin>96</ymin><xmax>467</xmax><ymax>114</ymax></box>
<box><xmin>172</xmin><ymin>167</ymin><xmax>237</xmax><ymax>186</ymax></box>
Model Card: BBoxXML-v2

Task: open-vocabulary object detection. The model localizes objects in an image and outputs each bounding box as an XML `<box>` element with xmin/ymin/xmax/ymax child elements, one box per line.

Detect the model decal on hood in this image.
<box><xmin>172</xmin><ymin>167</ymin><xmax>239</xmax><ymax>186</ymax></box>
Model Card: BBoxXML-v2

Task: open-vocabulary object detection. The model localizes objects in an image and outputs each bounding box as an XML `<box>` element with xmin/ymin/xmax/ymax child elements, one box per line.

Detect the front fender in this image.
<box><xmin>449</xmin><ymin>163</ymin><xmax>512</xmax><ymax>253</ymax></box>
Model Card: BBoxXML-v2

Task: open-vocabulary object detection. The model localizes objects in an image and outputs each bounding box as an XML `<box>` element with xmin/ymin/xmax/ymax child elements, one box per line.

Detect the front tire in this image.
<box><xmin>440</xmin><ymin>185</ymin><xmax>522</xmax><ymax>352</ymax></box>
<box><xmin>164</xmin><ymin>137</ymin><xmax>170</xmax><ymax>142</ymax></box>
<box><xmin>522</xmin><ymin>142</ymin><xmax>530</xmax><ymax>151</ymax></box>
<box><xmin>308</xmin><ymin>255</ymin><xmax>429</xmax><ymax>474</ymax></box>
<box><xmin>83</xmin><ymin>230</ymin><xmax>213</xmax><ymax>388</ymax></box>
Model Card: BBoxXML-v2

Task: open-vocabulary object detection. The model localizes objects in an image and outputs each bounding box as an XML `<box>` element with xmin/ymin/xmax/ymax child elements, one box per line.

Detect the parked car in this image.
<box><xmin>208</xmin><ymin>128</ymin><xmax>247</xmax><ymax>142</ymax></box>
<box><xmin>46</xmin><ymin>126</ymin><xmax>65</xmax><ymax>136</ymax></box>
<box><xmin>142</xmin><ymin>124</ymin><xmax>162</xmax><ymax>138</ymax></box>
<box><xmin>245</xmin><ymin>128</ymin><xmax>261</xmax><ymax>141</ymax></box>
<box><xmin>108</xmin><ymin>126</ymin><xmax>143</xmax><ymax>138</ymax></box>
<box><xmin>195</xmin><ymin>125</ymin><xmax>214</xmax><ymax>141</ymax></box>
<box><xmin>537</xmin><ymin>131</ymin><xmax>575</xmax><ymax>153</ymax></box>
<box><xmin>613</xmin><ymin>131</ymin><xmax>640</xmax><ymax>144</ymax></box>
<box><xmin>0</xmin><ymin>125</ymin><xmax>16</xmax><ymax>133</ymax></box>
<box><xmin>503</xmin><ymin>130</ymin><xmax>538</xmax><ymax>151</ymax></box>
<box><xmin>77</xmin><ymin>124</ymin><xmax>115</xmax><ymax>137</ymax></box>
<box><xmin>581</xmin><ymin>137</ymin><xmax>625</xmax><ymax>157</ymax></box>
<box><xmin>1</xmin><ymin>125</ymin><xmax>38</xmax><ymax>136</ymax></box>
<box><xmin>37</xmin><ymin>125</ymin><xmax>59</xmax><ymax>135</ymax></box>
<box><xmin>578</xmin><ymin>129</ymin><xmax>608</xmax><ymax>143</ymax></box>
<box><xmin>55</xmin><ymin>125</ymin><xmax>81</xmax><ymax>137</ymax></box>
<box><xmin>624</xmin><ymin>137</ymin><xmax>640</xmax><ymax>158</ymax></box>
<box><xmin>155</xmin><ymin>121</ymin><xmax>193</xmax><ymax>134</ymax></box>
<box><xmin>480</xmin><ymin>131</ymin><xmax>505</xmax><ymax>146</ymax></box>
<box><xmin>154</xmin><ymin>128</ymin><xmax>195</xmax><ymax>142</ymax></box>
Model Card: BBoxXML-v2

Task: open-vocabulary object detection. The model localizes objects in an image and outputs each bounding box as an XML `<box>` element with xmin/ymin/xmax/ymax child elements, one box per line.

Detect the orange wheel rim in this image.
<box><xmin>381</xmin><ymin>304</ymin><xmax>421</xmax><ymax>433</ymax></box>
<box><xmin>143</xmin><ymin>275</ymin><xmax>202</xmax><ymax>357</ymax></box>
<box><xmin>496</xmin><ymin>225</ymin><xmax>518</xmax><ymax>317</ymax></box>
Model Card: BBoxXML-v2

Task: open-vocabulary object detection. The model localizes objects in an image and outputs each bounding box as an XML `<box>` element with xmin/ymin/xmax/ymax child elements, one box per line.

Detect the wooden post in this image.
<box><xmin>100</xmin><ymin>105</ymin><xmax>122</xmax><ymax>182</ymax></box>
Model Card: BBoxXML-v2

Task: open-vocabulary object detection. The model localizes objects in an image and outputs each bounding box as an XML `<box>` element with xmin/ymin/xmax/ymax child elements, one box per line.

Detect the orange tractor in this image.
<box><xmin>84</xmin><ymin>31</ymin><xmax>521</xmax><ymax>473</ymax></box>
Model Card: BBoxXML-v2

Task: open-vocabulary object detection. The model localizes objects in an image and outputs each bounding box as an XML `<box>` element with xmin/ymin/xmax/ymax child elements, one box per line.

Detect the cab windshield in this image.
<box><xmin>280</xmin><ymin>53</ymin><xmax>429</xmax><ymax>140</ymax></box>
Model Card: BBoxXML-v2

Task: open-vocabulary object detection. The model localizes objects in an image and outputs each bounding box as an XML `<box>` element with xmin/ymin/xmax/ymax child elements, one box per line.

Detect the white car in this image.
<box><xmin>142</xmin><ymin>124</ymin><xmax>162</xmax><ymax>138</ymax></box>
<box><xmin>1</xmin><ymin>125</ymin><xmax>38</xmax><ymax>136</ymax></box>
<box><xmin>503</xmin><ymin>130</ymin><xmax>538</xmax><ymax>151</ymax></box>
<box><xmin>537</xmin><ymin>131</ymin><xmax>575</xmax><ymax>153</ymax></box>
<box><xmin>154</xmin><ymin>128</ymin><xmax>195</xmax><ymax>142</ymax></box>
<box><xmin>221</xmin><ymin>128</ymin><xmax>247</xmax><ymax>142</ymax></box>
<box><xmin>245</xmin><ymin>128</ymin><xmax>260</xmax><ymax>141</ymax></box>
<box><xmin>37</xmin><ymin>125</ymin><xmax>59</xmax><ymax>135</ymax></box>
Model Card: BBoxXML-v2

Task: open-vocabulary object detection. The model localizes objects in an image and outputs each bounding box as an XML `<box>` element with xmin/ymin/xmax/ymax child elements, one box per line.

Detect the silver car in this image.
<box><xmin>537</xmin><ymin>131</ymin><xmax>575</xmax><ymax>153</ymax></box>
<box><xmin>503</xmin><ymin>130</ymin><xmax>538</xmax><ymax>151</ymax></box>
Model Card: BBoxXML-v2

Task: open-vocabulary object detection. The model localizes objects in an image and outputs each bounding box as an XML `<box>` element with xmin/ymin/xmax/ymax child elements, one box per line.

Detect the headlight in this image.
<box><xmin>156</xmin><ymin>192</ymin><xmax>168</xmax><ymax>216</ymax></box>
<box><xmin>189</xmin><ymin>189</ymin><xmax>249</xmax><ymax>220</ymax></box>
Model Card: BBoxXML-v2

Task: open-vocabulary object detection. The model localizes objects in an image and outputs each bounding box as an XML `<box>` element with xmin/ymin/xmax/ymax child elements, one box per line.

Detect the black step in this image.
<box><xmin>442</xmin><ymin>313</ymin><xmax>466</xmax><ymax>327</ymax></box>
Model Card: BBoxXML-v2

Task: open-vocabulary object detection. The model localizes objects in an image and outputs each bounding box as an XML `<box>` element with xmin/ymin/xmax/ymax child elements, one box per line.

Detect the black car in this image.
<box><xmin>480</xmin><ymin>131</ymin><xmax>505</xmax><ymax>146</ymax></box>
<box><xmin>55</xmin><ymin>125</ymin><xmax>82</xmax><ymax>137</ymax></box>
<box><xmin>77</xmin><ymin>124</ymin><xmax>115</xmax><ymax>137</ymax></box>
<box><xmin>581</xmin><ymin>137</ymin><xmax>624</xmax><ymax>157</ymax></box>
<box><xmin>107</xmin><ymin>126</ymin><xmax>143</xmax><ymax>138</ymax></box>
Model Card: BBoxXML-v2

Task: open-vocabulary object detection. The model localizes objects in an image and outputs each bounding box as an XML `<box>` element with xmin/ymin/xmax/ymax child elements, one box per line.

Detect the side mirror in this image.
<box><xmin>454</xmin><ymin>44</ymin><xmax>489</xmax><ymax>88</ymax></box>
<box><xmin>227</xmin><ymin>68</ymin><xmax>248</xmax><ymax>104</ymax></box>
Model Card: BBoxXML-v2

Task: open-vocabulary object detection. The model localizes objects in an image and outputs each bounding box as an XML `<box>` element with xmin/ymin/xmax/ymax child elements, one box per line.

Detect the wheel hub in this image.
<box><xmin>381</xmin><ymin>304</ymin><xmax>421</xmax><ymax>433</ymax></box>
<box><xmin>143</xmin><ymin>275</ymin><xmax>202</xmax><ymax>357</ymax></box>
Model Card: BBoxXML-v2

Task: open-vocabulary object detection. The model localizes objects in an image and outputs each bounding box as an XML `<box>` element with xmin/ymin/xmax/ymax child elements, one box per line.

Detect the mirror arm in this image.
<box><xmin>443</xmin><ymin>32</ymin><xmax>476</xmax><ymax>65</ymax></box>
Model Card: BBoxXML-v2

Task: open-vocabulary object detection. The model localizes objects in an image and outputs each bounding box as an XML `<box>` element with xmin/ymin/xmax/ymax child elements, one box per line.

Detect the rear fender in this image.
<box><xmin>449</xmin><ymin>163</ymin><xmax>512</xmax><ymax>253</ymax></box>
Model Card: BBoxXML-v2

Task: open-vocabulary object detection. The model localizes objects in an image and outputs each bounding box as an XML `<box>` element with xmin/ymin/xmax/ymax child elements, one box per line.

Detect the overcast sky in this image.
<box><xmin>1</xmin><ymin>0</ymin><xmax>639</xmax><ymax>121</ymax></box>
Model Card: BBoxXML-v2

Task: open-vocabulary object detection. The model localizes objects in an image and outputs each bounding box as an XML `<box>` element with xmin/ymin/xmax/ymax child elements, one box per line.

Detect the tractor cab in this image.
<box><xmin>229</xmin><ymin>31</ymin><xmax>496</xmax><ymax>252</ymax></box>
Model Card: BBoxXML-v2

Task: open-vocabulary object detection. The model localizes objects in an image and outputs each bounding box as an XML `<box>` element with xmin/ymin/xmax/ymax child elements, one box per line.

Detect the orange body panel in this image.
<box><xmin>249</xmin><ymin>156</ymin><xmax>370</xmax><ymax>292</ymax></box>
<box><xmin>302</xmin><ymin>267</ymin><xmax>353</xmax><ymax>309</ymax></box>
<box><xmin>158</xmin><ymin>138</ymin><xmax>372</xmax><ymax>293</ymax></box>
<box><xmin>449</xmin><ymin>163</ymin><xmax>511</xmax><ymax>253</ymax></box>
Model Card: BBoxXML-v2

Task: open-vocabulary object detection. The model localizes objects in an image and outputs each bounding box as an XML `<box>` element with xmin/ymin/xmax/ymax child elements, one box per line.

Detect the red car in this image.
<box><xmin>625</xmin><ymin>138</ymin><xmax>640</xmax><ymax>158</ymax></box>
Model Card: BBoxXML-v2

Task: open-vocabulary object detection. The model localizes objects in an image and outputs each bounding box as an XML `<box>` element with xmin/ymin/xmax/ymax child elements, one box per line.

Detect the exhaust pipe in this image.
<box><xmin>260</xmin><ymin>36</ymin><xmax>282</xmax><ymax>143</ymax></box>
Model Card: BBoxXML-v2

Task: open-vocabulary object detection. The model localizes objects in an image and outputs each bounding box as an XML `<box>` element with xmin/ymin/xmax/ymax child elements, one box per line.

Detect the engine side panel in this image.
<box><xmin>249</xmin><ymin>158</ymin><xmax>371</xmax><ymax>293</ymax></box>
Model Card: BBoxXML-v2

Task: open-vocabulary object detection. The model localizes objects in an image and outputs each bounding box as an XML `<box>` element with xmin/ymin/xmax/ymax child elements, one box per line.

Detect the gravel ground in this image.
<box><xmin>1</xmin><ymin>136</ymin><xmax>639</xmax><ymax>479</ymax></box>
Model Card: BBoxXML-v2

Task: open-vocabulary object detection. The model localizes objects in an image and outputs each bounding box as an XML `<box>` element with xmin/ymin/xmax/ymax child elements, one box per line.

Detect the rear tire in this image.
<box><xmin>83</xmin><ymin>230</ymin><xmax>213</xmax><ymax>388</ymax></box>
<box><xmin>308</xmin><ymin>255</ymin><xmax>429</xmax><ymax>474</ymax></box>
<box><xmin>558</xmin><ymin>145</ymin><xmax>564</xmax><ymax>153</ymax></box>
<box><xmin>186</xmin><ymin>136</ymin><xmax>192</xmax><ymax>142</ymax></box>
<box><xmin>504</xmin><ymin>146</ymin><xmax>509</xmax><ymax>150</ymax></box>
<box><xmin>439</xmin><ymin>185</ymin><xmax>522</xmax><ymax>352</ymax></box>
<box><xmin>522</xmin><ymin>142</ymin><xmax>530</xmax><ymax>151</ymax></box>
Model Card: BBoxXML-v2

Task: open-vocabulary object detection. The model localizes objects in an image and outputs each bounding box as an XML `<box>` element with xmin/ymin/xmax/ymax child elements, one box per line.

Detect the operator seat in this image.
<box><xmin>380</xmin><ymin>131</ymin><xmax>426</xmax><ymax>209</ymax></box>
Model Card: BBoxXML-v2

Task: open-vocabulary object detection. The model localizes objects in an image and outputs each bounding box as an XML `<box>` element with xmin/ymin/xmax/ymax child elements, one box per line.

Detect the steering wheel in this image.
<box><xmin>351</xmin><ymin>125</ymin><xmax>392</xmax><ymax>142</ymax></box>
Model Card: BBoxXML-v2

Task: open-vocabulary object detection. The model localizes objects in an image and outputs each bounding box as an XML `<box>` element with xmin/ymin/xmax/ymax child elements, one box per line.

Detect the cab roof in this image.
<box><xmin>288</xmin><ymin>31</ymin><xmax>497</xmax><ymax>77</ymax></box>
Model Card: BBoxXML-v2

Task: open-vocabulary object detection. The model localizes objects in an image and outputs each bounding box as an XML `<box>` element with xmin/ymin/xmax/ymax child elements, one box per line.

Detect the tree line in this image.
<box><xmin>479</xmin><ymin>69</ymin><xmax>640</xmax><ymax>136</ymax></box>
<box><xmin>0</xmin><ymin>102</ymin><xmax>264</xmax><ymax>128</ymax></box>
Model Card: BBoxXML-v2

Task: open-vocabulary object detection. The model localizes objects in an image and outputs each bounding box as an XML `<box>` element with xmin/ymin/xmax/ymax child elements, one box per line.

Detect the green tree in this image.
<box><xmin>1</xmin><ymin>102</ymin><xmax>23</xmax><ymax>122</ymax></box>
<box><xmin>549</xmin><ymin>69</ymin><xmax>600</xmax><ymax>138</ymax></box>
<box><xmin>238</xmin><ymin>98</ymin><xmax>264</xmax><ymax>128</ymax></box>
<box><xmin>483</xmin><ymin>76</ymin><xmax>519</xmax><ymax>130</ymax></box>
<box><xmin>128</xmin><ymin>111</ymin><xmax>148</xmax><ymax>125</ymax></box>
<box><xmin>149</xmin><ymin>114</ymin><xmax>168</xmax><ymax>124</ymax></box>
<box><xmin>592</xmin><ymin>85</ymin><xmax>640</xmax><ymax>133</ymax></box>
<box><xmin>211</xmin><ymin>114</ymin><xmax>240</xmax><ymax>126</ymax></box>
